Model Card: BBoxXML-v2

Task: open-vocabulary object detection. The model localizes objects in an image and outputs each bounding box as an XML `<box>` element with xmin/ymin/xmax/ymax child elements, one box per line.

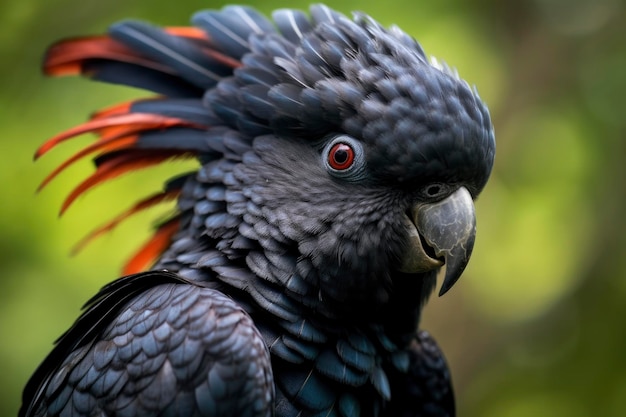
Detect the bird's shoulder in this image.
<box><xmin>20</xmin><ymin>270</ymin><xmax>273</xmax><ymax>417</ymax></box>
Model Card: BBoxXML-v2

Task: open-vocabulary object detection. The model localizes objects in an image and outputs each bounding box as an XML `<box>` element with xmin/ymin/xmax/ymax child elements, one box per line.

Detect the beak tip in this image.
<box><xmin>437</xmin><ymin>244</ymin><xmax>473</xmax><ymax>297</ymax></box>
<box><xmin>438</xmin><ymin>284</ymin><xmax>451</xmax><ymax>297</ymax></box>
<box><xmin>438</xmin><ymin>273</ymin><xmax>459</xmax><ymax>297</ymax></box>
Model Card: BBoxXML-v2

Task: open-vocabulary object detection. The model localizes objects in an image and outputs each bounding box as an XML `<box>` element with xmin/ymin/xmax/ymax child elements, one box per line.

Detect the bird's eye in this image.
<box><xmin>421</xmin><ymin>183</ymin><xmax>450</xmax><ymax>200</ymax></box>
<box><xmin>328</xmin><ymin>143</ymin><xmax>355</xmax><ymax>170</ymax></box>
<box><xmin>426</xmin><ymin>184</ymin><xmax>442</xmax><ymax>196</ymax></box>
<box><xmin>322</xmin><ymin>135</ymin><xmax>367</xmax><ymax>181</ymax></box>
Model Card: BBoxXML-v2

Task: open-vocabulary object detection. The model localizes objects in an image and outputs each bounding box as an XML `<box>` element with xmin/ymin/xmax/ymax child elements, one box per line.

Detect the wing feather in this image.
<box><xmin>20</xmin><ymin>271</ymin><xmax>274</xmax><ymax>417</ymax></box>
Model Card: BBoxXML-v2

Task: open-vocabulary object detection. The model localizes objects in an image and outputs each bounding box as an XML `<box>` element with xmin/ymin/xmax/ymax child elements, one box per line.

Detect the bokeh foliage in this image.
<box><xmin>1</xmin><ymin>0</ymin><xmax>624</xmax><ymax>415</ymax></box>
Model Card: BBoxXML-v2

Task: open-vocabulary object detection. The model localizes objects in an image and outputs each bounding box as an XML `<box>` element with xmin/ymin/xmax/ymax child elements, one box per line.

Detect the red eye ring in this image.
<box><xmin>328</xmin><ymin>142</ymin><xmax>355</xmax><ymax>170</ymax></box>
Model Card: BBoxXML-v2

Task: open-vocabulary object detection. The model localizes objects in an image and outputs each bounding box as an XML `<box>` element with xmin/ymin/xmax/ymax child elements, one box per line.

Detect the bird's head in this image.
<box><xmin>210</xmin><ymin>9</ymin><xmax>496</xmax><ymax>311</ymax></box>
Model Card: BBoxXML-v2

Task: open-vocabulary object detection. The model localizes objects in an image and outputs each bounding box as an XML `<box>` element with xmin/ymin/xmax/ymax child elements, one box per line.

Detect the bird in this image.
<box><xmin>20</xmin><ymin>4</ymin><xmax>495</xmax><ymax>417</ymax></box>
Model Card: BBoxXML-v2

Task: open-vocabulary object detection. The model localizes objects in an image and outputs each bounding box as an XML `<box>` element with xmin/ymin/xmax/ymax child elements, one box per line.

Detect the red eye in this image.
<box><xmin>328</xmin><ymin>142</ymin><xmax>355</xmax><ymax>170</ymax></box>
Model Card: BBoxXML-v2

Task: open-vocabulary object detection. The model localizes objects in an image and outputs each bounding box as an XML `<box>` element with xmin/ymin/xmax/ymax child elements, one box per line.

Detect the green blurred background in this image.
<box><xmin>1</xmin><ymin>0</ymin><xmax>624</xmax><ymax>415</ymax></box>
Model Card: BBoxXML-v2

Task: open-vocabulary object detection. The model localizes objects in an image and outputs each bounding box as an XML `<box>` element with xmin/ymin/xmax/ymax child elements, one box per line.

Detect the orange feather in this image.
<box><xmin>59</xmin><ymin>150</ymin><xmax>191</xmax><ymax>215</ymax></box>
<box><xmin>164</xmin><ymin>27</ymin><xmax>209</xmax><ymax>40</ymax></box>
<box><xmin>123</xmin><ymin>217</ymin><xmax>181</xmax><ymax>274</ymax></box>
<box><xmin>37</xmin><ymin>135</ymin><xmax>139</xmax><ymax>192</ymax></box>
<box><xmin>43</xmin><ymin>36</ymin><xmax>173</xmax><ymax>76</ymax></box>
<box><xmin>71</xmin><ymin>188</ymin><xmax>181</xmax><ymax>255</ymax></box>
<box><xmin>91</xmin><ymin>101</ymin><xmax>135</xmax><ymax>119</ymax></box>
<box><xmin>34</xmin><ymin>113</ymin><xmax>202</xmax><ymax>160</ymax></box>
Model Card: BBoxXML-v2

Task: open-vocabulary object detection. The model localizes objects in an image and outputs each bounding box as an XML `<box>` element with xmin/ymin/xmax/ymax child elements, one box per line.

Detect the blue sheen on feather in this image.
<box><xmin>152</xmin><ymin>322</ymin><xmax>172</xmax><ymax>342</ymax></box>
<box><xmin>235</xmin><ymin>66</ymin><xmax>280</xmax><ymax>87</ymax></box>
<box><xmin>345</xmin><ymin>332</ymin><xmax>377</xmax><ymax>355</ymax></box>
<box><xmin>281</xmin><ymin>335</ymin><xmax>319</xmax><ymax>360</ymax></box>
<box><xmin>370</xmin><ymin>366</ymin><xmax>391</xmax><ymax>401</ymax></box>
<box><xmin>193</xmin><ymin>199</ymin><xmax>222</xmax><ymax>215</ymax></box>
<box><xmin>136</xmin><ymin>128</ymin><xmax>213</xmax><ymax>151</ymax></box>
<box><xmin>175</xmin><ymin>286</ymin><xmax>201</xmax><ymax>313</ymax></box>
<box><xmin>263</xmin><ymin>35</ymin><xmax>297</xmax><ymax>61</ymax></box>
<box><xmin>193</xmin><ymin>7</ymin><xmax>274</xmax><ymax>59</ymax></box>
<box><xmin>83</xmin><ymin>61</ymin><xmax>202</xmax><ymax>97</ymax></box>
<box><xmin>248</xmin><ymin>282</ymin><xmax>300</xmax><ymax>322</ymax></box>
<box><xmin>272</xmin><ymin>9</ymin><xmax>312</xmax><ymax>42</ymax></box>
<box><xmin>142</xmin><ymin>352</ymin><xmax>168</xmax><ymax>376</ymax></box>
<box><xmin>268</xmin><ymin>84</ymin><xmax>304</xmax><ymax>117</ymax></box>
<box><xmin>225</xmin><ymin>189</ymin><xmax>246</xmax><ymax>203</ymax></box>
<box><xmin>173</xmin><ymin>251</ymin><xmax>204</xmax><ymax>265</ymax></box>
<box><xmin>284</xmin><ymin>273</ymin><xmax>313</xmax><ymax>296</ymax></box>
<box><xmin>294</xmin><ymin>54</ymin><xmax>327</xmax><ymax>84</ymax></box>
<box><xmin>143</xmin><ymin>284</ymin><xmax>175</xmax><ymax>309</ymax></box>
<box><xmin>194</xmin><ymin>381</ymin><xmax>218</xmax><ymax>416</ymax></box>
<box><xmin>390</xmin><ymin>350</ymin><xmax>411</xmax><ymax>372</ymax></box>
<box><xmin>196</xmin><ymin>251</ymin><xmax>229</xmax><ymax>268</ymax></box>
<box><xmin>67</xmin><ymin>355</ymin><xmax>91</xmax><ymax>385</ymax></box>
<box><xmin>211</xmin><ymin>102</ymin><xmax>245</xmax><ymax>128</ymax></box>
<box><xmin>315</xmin><ymin>349</ymin><xmax>369</xmax><ymax>386</ymax></box>
<box><xmin>316</xmin><ymin>21</ymin><xmax>354</xmax><ymax>50</ymax></box>
<box><xmin>75</xmin><ymin>364</ymin><xmax>99</xmax><ymax>391</ymax></box>
<box><xmin>110</xmin><ymin>21</ymin><xmax>228</xmax><ymax>88</ymax></box>
<box><xmin>92</xmin><ymin>342</ymin><xmax>116</xmax><ymax>371</ymax></box>
<box><xmin>278</xmin><ymin>368</ymin><xmax>336</xmax><ymax>410</ymax></box>
<box><xmin>237</xmin><ymin>116</ymin><xmax>273</xmax><ymax>137</ymax></box>
<box><xmin>240</xmin><ymin>85</ymin><xmax>274</xmax><ymax>119</ymax></box>
<box><xmin>204</xmin><ymin>212</ymin><xmax>237</xmax><ymax>230</ymax></box>
<box><xmin>300</xmin><ymin>36</ymin><xmax>329</xmax><ymax>68</ymax></box>
<box><xmin>310</xmin><ymin>4</ymin><xmax>345</xmax><ymax>26</ymax></box>
<box><xmin>131</xmin><ymin>99</ymin><xmax>217</xmax><ymax>126</ymax></box>
<box><xmin>270</xmin><ymin>339</ymin><xmax>306</xmax><ymax>364</ymax></box>
<box><xmin>205</xmin><ymin>185</ymin><xmax>226</xmax><ymax>201</ymax></box>
<box><xmin>338</xmin><ymin>393</ymin><xmax>360</xmax><ymax>417</ymax></box>
<box><xmin>230</xmin><ymin>234</ymin><xmax>256</xmax><ymax>249</ymax></box>
<box><xmin>332</xmin><ymin>17</ymin><xmax>372</xmax><ymax>52</ymax></box>
<box><xmin>241</xmin><ymin>46</ymin><xmax>279</xmax><ymax>73</ymax></box>
<box><xmin>47</xmin><ymin>385</ymin><xmax>72</xmax><ymax>415</ymax></box>
<box><xmin>222</xmin><ymin>130</ymin><xmax>253</xmax><ymax>155</ymax></box>
<box><xmin>336</xmin><ymin>338</ymin><xmax>376</xmax><ymax>372</ymax></box>
<box><xmin>70</xmin><ymin>390</ymin><xmax>93</xmax><ymax>414</ymax></box>
<box><xmin>265</xmin><ymin>251</ymin><xmax>296</xmax><ymax>274</ymax></box>
<box><xmin>280</xmin><ymin>318</ymin><xmax>328</xmax><ymax>343</ymax></box>
<box><xmin>99</xmin><ymin>368</ymin><xmax>128</xmax><ymax>396</ymax></box>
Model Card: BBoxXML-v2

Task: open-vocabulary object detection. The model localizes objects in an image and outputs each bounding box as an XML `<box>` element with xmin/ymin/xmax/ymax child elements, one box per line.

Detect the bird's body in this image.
<box><xmin>21</xmin><ymin>5</ymin><xmax>494</xmax><ymax>417</ymax></box>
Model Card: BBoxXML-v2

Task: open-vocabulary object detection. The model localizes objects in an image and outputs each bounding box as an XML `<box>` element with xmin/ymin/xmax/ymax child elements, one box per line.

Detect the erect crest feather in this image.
<box><xmin>39</xmin><ymin>22</ymin><xmax>235</xmax><ymax>270</ymax></box>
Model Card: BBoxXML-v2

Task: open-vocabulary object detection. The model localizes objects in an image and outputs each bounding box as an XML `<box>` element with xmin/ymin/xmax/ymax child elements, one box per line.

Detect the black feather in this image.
<box><xmin>110</xmin><ymin>21</ymin><xmax>229</xmax><ymax>88</ymax></box>
<box><xmin>84</xmin><ymin>60</ymin><xmax>203</xmax><ymax>97</ymax></box>
<box><xmin>272</xmin><ymin>9</ymin><xmax>313</xmax><ymax>42</ymax></box>
<box><xmin>20</xmin><ymin>271</ymin><xmax>198</xmax><ymax>417</ymax></box>
<box><xmin>131</xmin><ymin>99</ymin><xmax>218</xmax><ymax>126</ymax></box>
<box><xmin>193</xmin><ymin>6</ymin><xmax>275</xmax><ymax>59</ymax></box>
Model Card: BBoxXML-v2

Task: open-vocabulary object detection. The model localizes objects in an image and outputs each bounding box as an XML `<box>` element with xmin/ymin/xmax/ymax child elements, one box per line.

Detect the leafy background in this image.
<box><xmin>1</xmin><ymin>0</ymin><xmax>624</xmax><ymax>415</ymax></box>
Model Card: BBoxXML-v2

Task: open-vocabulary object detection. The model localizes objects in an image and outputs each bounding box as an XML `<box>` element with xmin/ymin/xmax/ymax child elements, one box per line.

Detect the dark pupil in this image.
<box><xmin>334</xmin><ymin>148</ymin><xmax>349</xmax><ymax>164</ymax></box>
<box><xmin>427</xmin><ymin>185</ymin><xmax>441</xmax><ymax>196</ymax></box>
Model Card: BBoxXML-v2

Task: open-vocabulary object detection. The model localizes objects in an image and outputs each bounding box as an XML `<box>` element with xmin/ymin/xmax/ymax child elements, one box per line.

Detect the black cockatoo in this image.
<box><xmin>20</xmin><ymin>4</ymin><xmax>495</xmax><ymax>417</ymax></box>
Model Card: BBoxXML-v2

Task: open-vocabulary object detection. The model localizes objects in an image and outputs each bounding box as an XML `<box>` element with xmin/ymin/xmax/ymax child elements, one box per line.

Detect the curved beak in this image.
<box><xmin>398</xmin><ymin>187</ymin><xmax>476</xmax><ymax>296</ymax></box>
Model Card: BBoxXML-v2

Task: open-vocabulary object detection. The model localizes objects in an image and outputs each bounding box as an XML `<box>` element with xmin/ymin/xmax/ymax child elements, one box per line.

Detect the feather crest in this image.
<box><xmin>34</xmin><ymin>113</ymin><xmax>203</xmax><ymax>159</ymax></box>
<box><xmin>60</xmin><ymin>149</ymin><xmax>190</xmax><ymax>215</ymax></box>
<box><xmin>43</xmin><ymin>36</ymin><xmax>172</xmax><ymax>77</ymax></box>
